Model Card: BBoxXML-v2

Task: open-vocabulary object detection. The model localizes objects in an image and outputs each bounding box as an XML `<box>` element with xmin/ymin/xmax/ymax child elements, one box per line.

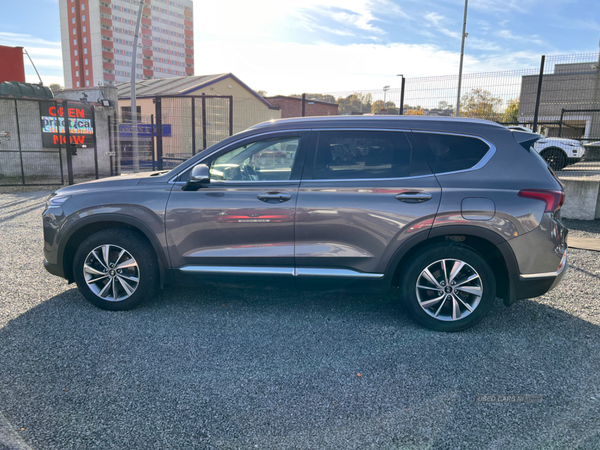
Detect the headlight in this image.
<box><xmin>47</xmin><ymin>195</ymin><xmax>71</xmax><ymax>207</ymax></box>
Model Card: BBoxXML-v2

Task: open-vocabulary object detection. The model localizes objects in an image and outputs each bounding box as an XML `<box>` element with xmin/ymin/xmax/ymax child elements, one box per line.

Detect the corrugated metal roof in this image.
<box><xmin>116</xmin><ymin>74</ymin><xmax>227</xmax><ymax>98</ymax></box>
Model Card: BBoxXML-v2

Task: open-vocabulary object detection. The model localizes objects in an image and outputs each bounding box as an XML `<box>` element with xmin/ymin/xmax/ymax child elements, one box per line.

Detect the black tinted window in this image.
<box><xmin>414</xmin><ymin>133</ymin><xmax>490</xmax><ymax>174</ymax></box>
<box><xmin>313</xmin><ymin>131</ymin><xmax>413</xmax><ymax>180</ymax></box>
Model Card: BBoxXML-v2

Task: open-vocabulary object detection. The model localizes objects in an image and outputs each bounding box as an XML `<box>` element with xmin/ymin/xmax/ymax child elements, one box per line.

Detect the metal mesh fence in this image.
<box><xmin>114</xmin><ymin>112</ymin><xmax>157</xmax><ymax>173</ymax></box>
<box><xmin>0</xmin><ymin>99</ymin><xmax>64</xmax><ymax>186</ymax></box>
<box><xmin>313</xmin><ymin>52</ymin><xmax>600</xmax><ymax>176</ymax></box>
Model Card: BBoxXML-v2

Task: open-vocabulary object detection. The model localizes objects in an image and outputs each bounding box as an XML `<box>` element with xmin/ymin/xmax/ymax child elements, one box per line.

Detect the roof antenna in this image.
<box><xmin>22</xmin><ymin>48</ymin><xmax>44</xmax><ymax>85</ymax></box>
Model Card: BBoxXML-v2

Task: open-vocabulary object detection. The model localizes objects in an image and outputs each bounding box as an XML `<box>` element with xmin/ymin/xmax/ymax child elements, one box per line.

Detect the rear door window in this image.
<box><xmin>414</xmin><ymin>133</ymin><xmax>491</xmax><ymax>174</ymax></box>
<box><xmin>312</xmin><ymin>130</ymin><xmax>428</xmax><ymax>180</ymax></box>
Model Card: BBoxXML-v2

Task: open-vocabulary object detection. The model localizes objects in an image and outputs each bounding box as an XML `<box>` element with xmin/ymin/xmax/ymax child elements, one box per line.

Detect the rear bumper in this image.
<box><xmin>514</xmin><ymin>262</ymin><xmax>567</xmax><ymax>300</ymax></box>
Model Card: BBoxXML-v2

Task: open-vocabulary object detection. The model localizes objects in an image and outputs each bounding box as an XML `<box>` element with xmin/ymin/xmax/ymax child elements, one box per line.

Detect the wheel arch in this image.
<box><xmin>387</xmin><ymin>226</ymin><xmax>520</xmax><ymax>305</ymax></box>
<box><xmin>540</xmin><ymin>146</ymin><xmax>568</xmax><ymax>158</ymax></box>
<box><xmin>59</xmin><ymin>214</ymin><xmax>170</xmax><ymax>287</ymax></box>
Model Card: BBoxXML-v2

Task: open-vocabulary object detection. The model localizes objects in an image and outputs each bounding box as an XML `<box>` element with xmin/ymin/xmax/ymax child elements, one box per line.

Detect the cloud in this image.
<box><xmin>0</xmin><ymin>31</ymin><xmax>60</xmax><ymax>48</ymax></box>
<box><xmin>424</xmin><ymin>12</ymin><xmax>460</xmax><ymax>39</ymax></box>
<box><xmin>496</xmin><ymin>29</ymin><xmax>546</xmax><ymax>46</ymax></box>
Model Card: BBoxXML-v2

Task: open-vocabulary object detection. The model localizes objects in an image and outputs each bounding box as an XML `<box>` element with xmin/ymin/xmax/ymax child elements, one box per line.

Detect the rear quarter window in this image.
<box><xmin>414</xmin><ymin>133</ymin><xmax>491</xmax><ymax>174</ymax></box>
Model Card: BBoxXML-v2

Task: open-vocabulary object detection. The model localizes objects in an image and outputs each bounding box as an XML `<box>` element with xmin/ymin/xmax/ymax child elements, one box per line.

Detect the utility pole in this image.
<box><xmin>455</xmin><ymin>0</ymin><xmax>469</xmax><ymax>117</ymax></box>
<box><xmin>130</xmin><ymin>0</ymin><xmax>144</xmax><ymax>172</ymax></box>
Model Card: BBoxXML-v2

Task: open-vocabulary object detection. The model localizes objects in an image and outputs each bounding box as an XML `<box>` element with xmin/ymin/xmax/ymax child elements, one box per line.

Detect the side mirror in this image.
<box><xmin>182</xmin><ymin>163</ymin><xmax>210</xmax><ymax>191</ymax></box>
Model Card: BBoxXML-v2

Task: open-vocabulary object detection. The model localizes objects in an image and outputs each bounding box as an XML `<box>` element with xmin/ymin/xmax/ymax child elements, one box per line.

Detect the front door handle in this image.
<box><xmin>257</xmin><ymin>193</ymin><xmax>292</xmax><ymax>203</ymax></box>
<box><xmin>395</xmin><ymin>192</ymin><xmax>432</xmax><ymax>203</ymax></box>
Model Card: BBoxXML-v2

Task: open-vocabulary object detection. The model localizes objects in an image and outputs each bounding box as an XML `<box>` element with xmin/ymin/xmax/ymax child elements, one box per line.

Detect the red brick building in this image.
<box><xmin>265</xmin><ymin>96</ymin><xmax>339</xmax><ymax>118</ymax></box>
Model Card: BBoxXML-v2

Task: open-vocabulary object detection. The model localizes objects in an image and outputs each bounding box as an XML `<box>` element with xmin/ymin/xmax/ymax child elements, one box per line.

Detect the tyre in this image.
<box><xmin>73</xmin><ymin>229</ymin><xmax>158</xmax><ymax>311</ymax></box>
<box><xmin>399</xmin><ymin>243</ymin><xmax>496</xmax><ymax>332</ymax></box>
<box><xmin>541</xmin><ymin>148</ymin><xmax>567</xmax><ymax>171</ymax></box>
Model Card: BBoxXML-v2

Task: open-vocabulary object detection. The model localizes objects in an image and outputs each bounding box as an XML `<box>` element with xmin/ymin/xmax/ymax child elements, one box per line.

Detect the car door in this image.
<box><xmin>294</xmin><ymin>129</ymin><xmax>441</xmax><ymax>286</ymax></box>
<box><xmin>166</xmin><ymin>130</ymin><xmax>308</xmax><ymax>285</ymax></box>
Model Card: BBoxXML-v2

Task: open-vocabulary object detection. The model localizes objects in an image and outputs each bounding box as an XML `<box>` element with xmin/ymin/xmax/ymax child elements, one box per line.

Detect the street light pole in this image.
<box><xmin>383</xmin><ymin>85</ymin><xmax>390</xmax><ymax>114</ymax></box>
<box><xmin>455</xmin><ymin>0</ymin><xmax>469</xmax><ymax>117</ymax></box>
<box><xmin>130</xmin><ymin>0</ymin><xmax>144</xmax><ymax>172</ymax></box>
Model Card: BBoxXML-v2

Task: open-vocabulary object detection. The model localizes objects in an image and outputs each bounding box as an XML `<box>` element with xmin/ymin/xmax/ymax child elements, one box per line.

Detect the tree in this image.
<box><xmin>460</xmin><ymin>88</ymin><xmax>502</xmax><ymax>120</ymax></box>
<box><xmin>49</xmin><ymin>83</ymin><xmax>63</xmax><ymax>92</ymax></box>
<box><xmin>502</xmin><ymin>99</ymin><xmax>519</xmax><ymax>124</ymax></box>
<box><xmin>405</xmin><ymin>108</ymin><xmax>425</xmax><ymax>115</ymax></box>
<box><xmin>257</xmin><ymin>90</ymin><xmax>267</xmax><ymax>98</ymax></box>
<box><xmin>337</xmin><ymin>92</ymin><xmax>372</xmax><ymax>115</ymax></box>
<box><xmin>371</xmin><ymin>100</ymin><xmax>397</xmax><ymax>114</ymax></box>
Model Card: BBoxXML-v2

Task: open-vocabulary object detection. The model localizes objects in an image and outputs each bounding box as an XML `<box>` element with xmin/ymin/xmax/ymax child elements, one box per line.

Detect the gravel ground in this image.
<box><xmin>1</xmin><ymin>190</ymin><xmax>600</xmax><ymax>450</ymax></box>
<box><xmin>563</xmin><ymin>218</ymin><xmax>600</xmax><ymax>239</ymax></box>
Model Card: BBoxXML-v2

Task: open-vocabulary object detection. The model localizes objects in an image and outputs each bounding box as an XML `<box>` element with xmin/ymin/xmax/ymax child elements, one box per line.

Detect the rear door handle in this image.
<box><xmin>257</xmin><ymin>193</ymin><xmax>292</xmax><ymax>203</ymax></box>
<box><xmin>395</xmin><ymin>192</ymin><xmax>432</xmax><ymax>203</ymax></box>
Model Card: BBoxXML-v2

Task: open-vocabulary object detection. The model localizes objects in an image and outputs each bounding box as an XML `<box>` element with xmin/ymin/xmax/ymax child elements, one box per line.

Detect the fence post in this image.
<box><xmin>302</xmin><ymin>93</ymin><xmax>306</xmax><ymax>117</ymax></box>
<box><xmin>399</xmin><ymin>78</ymin><xmax>405</xmax><ymax>115</ymax></box>
<box><xmin>532</xmin><ymin>55</ymin><xmax>546</xmax><ymax>133</ymax></box>
<box><xmin>155</xmin><ymin>97</ymin><xmax>163</xmax><ymax>170</ymax></box>
<box><xmin>229</xmin><ymin>95</ymin><xmax>233</xmax><ymax>136</ymax></box>
<box><xmin>150</xmin><ymin>114</ymin><xmax>156</xmax><ymax>171</ymax></box>
<box><xmin>201</xmin><ymin>94</ymin><xmax>207</xmax><ymax>149</ymax></box>
<box><xmin>558</xmin><ymin>108</ymin><xmax>565</xmax><ymax>137</ymax></box>
<box><xmin>91</xmin><ymin>106</ymin><xmax>99</xmax><ymax>179</ymax></box>
<box><xmin>191</xmin><ymin>98</ymin><xmax>196</xmax><ymax>156</ymax></box>
<box><xmin>13</xmin><ymin>100</ymin><xmax>25</xmax><ymax>185</ymax></box>
<box><xmin>57</xmin><ymin>100</ymin><xmax>65</xmax><ymax>184</ymax></box>
<box><xmin>62</xmin><ymin>100</ymin><xmax>74</xmax><ymax>185</ymax></box>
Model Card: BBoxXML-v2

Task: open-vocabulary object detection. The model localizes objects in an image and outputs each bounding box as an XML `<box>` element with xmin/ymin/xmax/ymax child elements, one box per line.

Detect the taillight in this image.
<box><xmin>518</xmin><ymin>189</ymin><xmax>565</xmax><ymax>213</ymax></box>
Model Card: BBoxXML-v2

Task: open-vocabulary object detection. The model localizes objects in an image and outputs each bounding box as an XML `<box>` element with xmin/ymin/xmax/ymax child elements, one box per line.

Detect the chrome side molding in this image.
<box><xmin>179</xmin><ymin>266</ymin><xmax>384</xmax><ymax>278</ymax></box>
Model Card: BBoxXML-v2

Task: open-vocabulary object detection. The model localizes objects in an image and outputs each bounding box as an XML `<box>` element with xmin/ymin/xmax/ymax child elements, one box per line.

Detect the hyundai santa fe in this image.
<box><xmin>42</xmin><ymin>116</ymin><xmax>568</xmax><ymax>331</ymax></box>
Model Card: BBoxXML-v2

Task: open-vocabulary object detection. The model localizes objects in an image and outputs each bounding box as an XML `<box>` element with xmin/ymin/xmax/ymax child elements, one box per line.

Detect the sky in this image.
<box><xmin>0</xmin><ymin>0</ymin><xmax>599</xmax><ymax>96</ymax></box>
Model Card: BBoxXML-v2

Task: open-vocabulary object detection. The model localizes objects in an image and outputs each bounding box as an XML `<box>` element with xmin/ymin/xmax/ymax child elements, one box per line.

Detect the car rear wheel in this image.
<box><xmin>73</xmin><ymin>229</ymin><xmax>158</xmax><ymax>311</ymax></box>
<box><xmin>541</xmin><ymin>148</ymin><xmax>567</xmax><ymax>171</ymax></box>
<box><xmin>400</xmin><ymin>243</ymin><xmax>496</xmax><ymax>332</ymax></box>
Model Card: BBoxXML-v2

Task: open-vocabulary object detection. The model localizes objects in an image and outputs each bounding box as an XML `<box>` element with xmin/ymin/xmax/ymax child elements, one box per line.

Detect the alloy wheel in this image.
<box><xmin>83</xmin><ymin>244</ymin><xmax>140</xmax><ymax>302</ymax></box>
<box><xmin>415</xmin><ymin>259</ymin><xmax>483</xmax><ymax>321</ymax></box>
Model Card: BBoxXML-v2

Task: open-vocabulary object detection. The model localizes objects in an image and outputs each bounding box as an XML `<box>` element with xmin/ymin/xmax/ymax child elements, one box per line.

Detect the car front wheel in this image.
<box><xmin>400</xmin><ymin>243</ymin><xmax>496</xmax><ymax>331</ymax></box>
<box><xmin>73</xmin><ymin>229</ymin><xmax>158</xmax><ymax>311</ymax></box>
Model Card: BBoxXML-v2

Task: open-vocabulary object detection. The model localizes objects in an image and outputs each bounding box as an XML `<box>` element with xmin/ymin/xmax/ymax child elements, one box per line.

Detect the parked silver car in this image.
<box><xmin>43</xmin><ymin>116</ymin><xmax>568</xmax><ymax>331</ymax></box>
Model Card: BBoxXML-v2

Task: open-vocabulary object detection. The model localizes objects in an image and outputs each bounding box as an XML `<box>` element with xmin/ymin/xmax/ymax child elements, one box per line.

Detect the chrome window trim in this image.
<box><xmin>168</xmin><ymin>129</ymin><xmax>311</xmax><ymax>183</ymax></box>
<box><xmin>411</xmin><ymin>130</ymin><xmax>497</xmax><ymax>176</ymax></box>
<box><xmin>302</xmin><ymin>174</ymin><xmax>436</xmax><ymax>183</ymax></box>
<box><xmin>179</xmin><ymin>266</ymin><xmax>384</xmax><ymax>278</ymax></box>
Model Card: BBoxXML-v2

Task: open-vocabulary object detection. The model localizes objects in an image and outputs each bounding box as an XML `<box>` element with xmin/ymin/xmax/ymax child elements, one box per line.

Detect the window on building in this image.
<box><xmin>82</xmin><ymin>14</ymin><xmax>85</xmax><ymax>21</ymax></box>
<box><xmin>76</xmin><ymin>71</ymin><xmax>79</xmax><ymax>76</ymax></box>
<box><xmin>85</xmin><ymin>70</ymin><xmax>89</xmax><ymax>75</ymax></box>
<box><xmin>75</xmin><ymin>60</ymin><xmax>78</xmax><ymax>66</ymax></box>
<box><xmin>85</xmin><ymin>59</ymin><xmax>88</xmax><ymax>65</ymax></box>
<box><xmin>74</xmin><ymin>49</ymin><xmax>78</xmax><ymax>56</ymax></box>
<box><xmin>84</xmin><ymin>48</ymin><xmax>87</xmax><ymax>54</ymax></box>
<box><xmin>71</xmin><ymin>7</ymin><xmax>75</xmax><ymax>13</ymax></box>
<box><xmin>83</xmin><ymin>37</ymin><xmax>87</xmax><ymax>43</ymax></box>
<box><xmin>72</xmin><ymin>17</ymin><xmax>75</xmax><ymax>24</ymax></box>
<box><xmin>86</xmin><ymin>80</ymin><xmax>89</xmax><ymax>86</ymax></box>
<box><xmin>121</xmin><ymin>106</ymin><xmax>142</xmax><ymax>123</ymax></box>
<box><xmin>76</xmin><ymin>81</ymin><xmax>80</xmax><ymax>87</ymax></box>
<box><xmin>81</xmin><ymin>3</ymin><xmax>85</xmax><ymax>10</ymax></box>
<box><xmin>73</xmin><ymin>28</ymin><xmax>76</xmax><ymax>34</ymax></box>
<box><xmin>83</xmin><ymin>26</ymin><xmax>86</xmax><ymax>32</ymax></box>
<box><xmin>73</xmin><ymin>39</ymin><xmax>77</xmax><ymax>45</ymax></box>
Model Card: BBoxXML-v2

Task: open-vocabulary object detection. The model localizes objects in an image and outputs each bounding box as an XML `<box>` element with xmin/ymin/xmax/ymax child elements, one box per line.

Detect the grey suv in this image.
<box><xmin>43</xmin><ymin>116</ymin><xmax>568</xmax><ymax>331</ymax></box>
